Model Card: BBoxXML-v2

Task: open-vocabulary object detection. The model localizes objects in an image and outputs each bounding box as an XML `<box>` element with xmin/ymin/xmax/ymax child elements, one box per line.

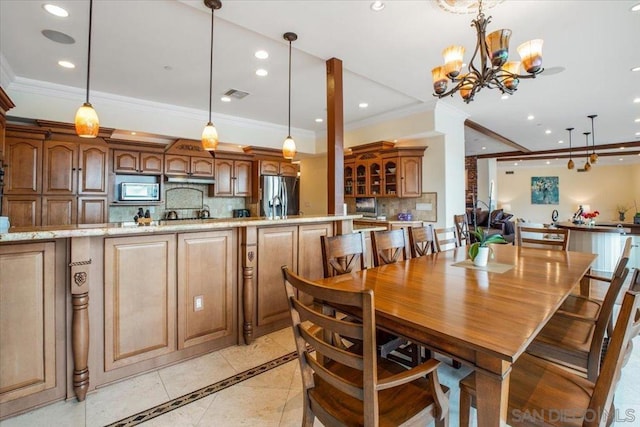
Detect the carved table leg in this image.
<box><xmin>72</xmin><ymin>292</ymin><xmax>90</xmax><ymax>401</ymax></box>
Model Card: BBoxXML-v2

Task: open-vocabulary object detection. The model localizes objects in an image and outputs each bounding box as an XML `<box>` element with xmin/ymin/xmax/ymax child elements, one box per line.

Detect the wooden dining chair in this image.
<box><xmin>453</xmin><ymin>214</ymin><xmax>471</xmax><ymax>247</ymax></box>
<box><xmin>370</xmin><ymin>229</ymin><xmax>407</xmax><ymax>267</ymax></box>
<box><xmin>320</xmin><ymin>233</ymin><xmax>367</xmax><ymax>278</ymax></box>
<box><xmin>458</xmin><ymin>284</ymin><xmax>640</xmax><ymax>427</ymax></box>
<box><xmin>408</xmin><ymin>225</ymin><xmax>436</xmax><ymax>258</ymax></box>
<box><xmin>515</xmin><ymin>225</ymin><xmax>570</xmax><ymax>250</ymax></box>
<box><xmin>557</xmin><ymin>237</ymin><xmax>632</xmax><ymax>336</ymax></box>
<box><xmin>281</xmin><ymin>266</ymin><xmax>450</xmax><ymax>427</ymax></box>
<box><xmin>526</xmin><ymin>265</ymin><xmax>630</xmax><ymax>382</ymax></box>
<box><xmin>433</xmin><ymin>226</ymin><xmax>459</xmax><ymax>252</ymax></box>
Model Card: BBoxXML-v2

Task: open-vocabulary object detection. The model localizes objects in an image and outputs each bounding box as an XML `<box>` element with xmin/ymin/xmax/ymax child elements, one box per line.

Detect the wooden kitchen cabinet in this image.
<box><xmin>258</xmin><ymin>160</ymin><xmax>297</xmax><ymax>177</ymax></box>
<box><xmin>0</xmin><ymin>88</ymin><xmax>15</xmax><ymax>161</ymax></box>
<box><xmin>41</xmin><ymin>140</ymin><xmax>107</xmax><ymax>225</ymax></box>
<box><xmin>164</xmin><ymin>154</ymin><xmax>214</xmax><ymax>178</ymax></box>
<box><xmin>177</xmin><ymin>230</ymin><xmax>235</xmax><ymax>349</ymax></box>
<box><xmin>0</xmin><ymin>241</ymin><xmax>66</xmax><ymax>417</ymax></box>
<box><xmin>213</xmin><ymin>158</ymin><xmax>252</xmax><ymax>197</ymax></box>
<box><xmin>1</xmin><ymin>195</ymin><xmax>41</xmax><ymax>226</ymax></box>
<box><xmin>256</xmin><ymin>226</ymin><xmax>298</xmax><ymax>330</ymax></box>
<box><xmin>104</xmin><ymin>234</ymin><xmax>177</xmax><ymax>371</ymax></box>
<box><xmin>113</xmin><ymin>150</ymin><xmax>163</xmax><ymax>175</ymax></box>
<box><xmin>344</xmin><ymin>142</ymin><xmax>426</xmax><ymax>198</ymax></box>
<box><xmin>3</xmin><ymin>135</ymin><xmax>43</xmax><ymax>195</ymax></box>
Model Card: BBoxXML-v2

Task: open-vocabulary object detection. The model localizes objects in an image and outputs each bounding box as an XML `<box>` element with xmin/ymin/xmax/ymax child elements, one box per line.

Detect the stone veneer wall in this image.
<box><xmin>465</xmin><ymin>156</ymin><xmax>477</xmax><ymax>207</ymax></box>
<box><xmin>345</xmin><ymin>193</ymin><xmax>440</xmax><ymax>222</ymax></box>
<box><xmin>108</xmin><ymin>182</ymin><xmax>247</xmax><ymax>222</ymax></box>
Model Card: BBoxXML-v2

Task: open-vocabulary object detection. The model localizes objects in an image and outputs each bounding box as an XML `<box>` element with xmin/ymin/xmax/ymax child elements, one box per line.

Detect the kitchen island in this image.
<box><xmin>0</xmin><ymin>214</ymin><xmax>358</xmax><ymax>419</ymax></box>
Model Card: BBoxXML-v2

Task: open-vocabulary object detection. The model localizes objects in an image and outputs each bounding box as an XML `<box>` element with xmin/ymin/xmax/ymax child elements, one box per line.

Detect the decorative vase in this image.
<box><xmin>619</xmin><ymin>212</ymin><xmax>625</xmax><ymax>222</ymax></box>
<box><xmin>473</xmin><ymin>246</ymin><xmax>490</xmax><ymax>267</ymax></box>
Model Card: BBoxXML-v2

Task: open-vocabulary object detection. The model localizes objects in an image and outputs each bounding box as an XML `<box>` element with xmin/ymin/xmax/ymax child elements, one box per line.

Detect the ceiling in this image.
<box><xmin>1</xmin><ymin>0</ymin><xmax>639</xmax><ymax>162</ymax></box>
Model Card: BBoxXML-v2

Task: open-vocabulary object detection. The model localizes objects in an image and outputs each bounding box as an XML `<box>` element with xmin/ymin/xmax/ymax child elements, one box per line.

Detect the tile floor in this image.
<box><xmin>1</xmin><ymin>327</ymin><xmax>639</xmax><ymax>427</ymax></box>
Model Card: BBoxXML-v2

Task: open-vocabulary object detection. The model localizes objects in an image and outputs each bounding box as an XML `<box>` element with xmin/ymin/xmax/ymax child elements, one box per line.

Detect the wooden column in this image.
<box><xmin>241</xmin><ymin>226</ymin><xmax>257</xmax><ymax>344</ymax></box>
<box><xmin>70</xmin><ymin>237</ymin><xmax>91</xmax><ymax>401</ymax></box>
<box><xmin>326</xmin><ymin>58</ymin><xmax>344</xmax><ymax>215</ymax></box>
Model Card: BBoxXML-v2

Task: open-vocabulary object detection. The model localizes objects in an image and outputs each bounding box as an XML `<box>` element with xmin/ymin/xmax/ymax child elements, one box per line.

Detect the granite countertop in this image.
<box><xmin>0</xmin><ymin>214</ymin><xmax>363</xmax><ymax>243</ymax></box>
<box><xmin>555</xmin><ymin>221</ymin><xmax>631</xmax><ymax>234</ymax></box>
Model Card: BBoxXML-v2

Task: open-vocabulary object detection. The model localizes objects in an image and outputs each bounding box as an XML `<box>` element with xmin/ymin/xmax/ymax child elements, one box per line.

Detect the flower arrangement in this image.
<box><xmin>581</xmin><ymin>210</ymin><xmax>599</xmax><ymax>220</ymax></box>
<box><xmin>616</xmin><ymin>204</ymin><xmax>630</xmax><ymax>214</ymax></box>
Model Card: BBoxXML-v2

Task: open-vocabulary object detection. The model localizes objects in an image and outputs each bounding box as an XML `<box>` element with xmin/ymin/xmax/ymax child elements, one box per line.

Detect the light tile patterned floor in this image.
<box><xmin>1</xmin><ymin>328</ymin><xmax>639</xmax><ymax>427</ymax></box>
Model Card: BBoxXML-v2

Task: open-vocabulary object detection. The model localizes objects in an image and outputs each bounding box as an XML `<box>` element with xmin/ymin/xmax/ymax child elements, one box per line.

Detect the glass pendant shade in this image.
<box><xmin>75</xmin><ymin>102</ymin><xmax>99</xmax><ymax>138</ymax></box>
<box><xmin>589</xmin><ymin>153</ymin><xmax>598</xmax><ymax>164</ymax></box>
<box><xmin>459</xmin><ymin>75</ymin><xmax>474</xmax><ymax>101</ymax></box>
<box><xmin>584</xmin><ymin>161</ymin><xmax>591</xmax><ymax>171</ymax></box>
<box><xmin>567</xmin><ymin>158</ymin><xmax>575</xmax><ymax>170</ymax></box>
<box><xmin>486</xmin><ymin>29</ymin><xmax>511</xmax><ymax>67</ymax></box>
<box><xmin>282</xmin><ymin>136</ymin><xmax>296</xmax><ymax>159</ymax></box>
<box><xmin>432</xmin><ymin>66</ymin><xmax>448</xmax><ymax>94</ymax></box>
<box><xmin>517</xmin><ymin>39</ymin><xmax>544</xmax><ymax>73</ymax></box>
<box><xmin>443</xmin><ymin>45</ymin><xmax>465</xmax><ymax>78</ymax></box>
<box><xmin>201</xmin><ymin>122</ymin><xmax>219</xmax><ymax>151</ymax></box>
<box><xmin>502</xmin><ymin>61</ymin><xmax>520</xmax><ymax>90</ymax></box>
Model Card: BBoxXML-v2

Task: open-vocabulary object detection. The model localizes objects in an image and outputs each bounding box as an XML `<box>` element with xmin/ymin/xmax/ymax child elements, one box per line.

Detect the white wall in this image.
<box><xmin>496</xmin><ymin>163</ymin><xmax>640</xmax><ymax>223</ymax></box>
<box><xmin>299</xmin><ymin>155</ymin><xmax>328</xmax><ymax>215</ymax></box>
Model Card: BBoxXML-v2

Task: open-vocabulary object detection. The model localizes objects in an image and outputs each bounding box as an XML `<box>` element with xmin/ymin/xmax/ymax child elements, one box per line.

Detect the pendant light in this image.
<box><xmin>583</xmin><ymin>132</ymin><xmax>591</xmax><ymax>171</ymax></box>
<box><xmin>588</xmin><ymin>114</ymin><xmax>598</xmax><ymax>164</ymax></box>
<box><xmin>566</xmin><ymin>127</ymin><xmax>574</xmax><ymax>170</ymax></box>
<box><xmin>202</xmin><ymin>0</ymin><xmax>222</xmax><ymax>151</ymax></box>
<box><xmin>75</xmin><ymin>0</ymin><xmax>99</xmax><ymax>138</ymax></box>
<box><xmin>282</xmin><ymin>32</ymin><xmax>298</xmax><ymax>159</ymax></box>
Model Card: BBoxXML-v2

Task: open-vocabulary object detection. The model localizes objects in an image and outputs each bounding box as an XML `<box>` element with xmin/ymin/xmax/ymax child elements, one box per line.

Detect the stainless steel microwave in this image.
<box><xmin>120</xmin><ymin>183</ymin><xmax>159</xmax><ymax>201</ymax></box>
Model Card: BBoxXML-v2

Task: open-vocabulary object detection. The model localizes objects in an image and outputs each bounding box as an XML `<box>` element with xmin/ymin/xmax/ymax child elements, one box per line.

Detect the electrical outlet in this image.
<box><xmin>416</xmin><ymin>203</ymin><xmax>433</xmax><ymax>211</ymax></box>
<box><xmin>194</xmin><ymin>295</ymin><xmax>204</xmax><ymax>311</ymax></box>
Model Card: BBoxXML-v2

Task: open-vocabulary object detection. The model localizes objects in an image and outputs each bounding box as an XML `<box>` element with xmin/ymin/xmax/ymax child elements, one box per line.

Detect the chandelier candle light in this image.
<box><xmin>432</xmin><ymin>0</ymin><xmax>543</xmax><ymax>102</ymax></box>
<box><xmin>282</xmin><ymin>32</ymin><xmax>298</xmax><ymax>159</ymax></box>
<box><xmin>75</xmin><ymin>0</ymin><xmax>99</xmax><ymax>138</ymax></box>
<box><xmin>202</xmin><ymin>0</ymin><xmax>222</xmax><ymax>151</ymax></box>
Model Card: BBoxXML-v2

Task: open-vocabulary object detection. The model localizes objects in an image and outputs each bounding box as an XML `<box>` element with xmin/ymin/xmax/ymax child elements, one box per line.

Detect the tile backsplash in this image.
<box><xmin>108</xmin><ymin>183</ymin><xmax>247</xmax><ymax>222</ymax></box>
<box><xmin>345</xmin><ymin>193</ymin><xmax>437</xmax><ymax>222</ymax></box>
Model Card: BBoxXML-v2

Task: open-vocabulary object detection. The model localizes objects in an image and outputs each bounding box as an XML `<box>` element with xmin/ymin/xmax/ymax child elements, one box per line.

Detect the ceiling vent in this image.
<box><xmin>224</xmin><ymin>89</ymin><xmax>250</xmax><ymax>99</ymax></box>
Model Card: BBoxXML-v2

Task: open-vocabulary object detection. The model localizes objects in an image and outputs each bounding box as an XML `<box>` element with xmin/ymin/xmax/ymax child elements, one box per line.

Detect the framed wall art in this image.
<box><xmin>531</xmin><ymin>176</ymin><xmax>559</xmax><ymax>205</ymax></box>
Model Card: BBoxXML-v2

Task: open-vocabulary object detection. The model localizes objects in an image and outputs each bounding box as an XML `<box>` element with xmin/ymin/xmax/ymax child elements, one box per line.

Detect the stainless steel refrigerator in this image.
<box><xmin>260</xmin><ymin>175</ymin><xmax>299</xmax><ymax>218</ymax></box>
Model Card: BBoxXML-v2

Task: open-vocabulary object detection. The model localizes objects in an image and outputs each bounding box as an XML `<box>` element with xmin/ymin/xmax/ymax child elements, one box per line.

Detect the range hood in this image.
<box><xmin>165</xmin><ymin>176</ymin><xmax>216</xmax><ymax>185</ymax></box>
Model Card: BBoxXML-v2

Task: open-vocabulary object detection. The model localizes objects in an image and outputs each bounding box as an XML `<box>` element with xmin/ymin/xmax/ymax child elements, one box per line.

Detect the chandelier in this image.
<box><xmin>432</xmin><ymin>0</ymin><xmax>544</xmax><ymax>103</ymax></box>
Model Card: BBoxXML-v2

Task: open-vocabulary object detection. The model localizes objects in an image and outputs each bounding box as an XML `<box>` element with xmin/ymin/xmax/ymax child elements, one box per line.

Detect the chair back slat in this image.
<box><xmin>281</xmin><ymin>265</ymin><xmax>377</xmax><ymax>409</ymax></box>
<box><xmin>371</xmin><ymin>229</ymin><xmax>407</xmax><ymax>267</ymax></box>
<box><xmin>433</xmin><ymin>226</ymin><xmax>459</xmax><ymax>253</ymax></box>
<box><xmin>453</xmin><ymin>214</ymin><xmax>470</xmax><ymax>247</ymax></box>
<box><xmin>612</xmin><ymin>237</ymin><xmax>632</xmax><ymax>279</ymax></box>
<box><xmin>321</xmin><ymin>233</ymin><xmax>367</xmax><ymax>277</ymax></box>
<box><xmin>587</xmin><ymin>287</ymin><xmax>640</xmax><ymax>426</ymax></box>
<box><xmin>516</xmin><ymin>226</ymin><xmax>570</xmax><ymax>251</ymax></box>
<box><xmin>409</xmin><ymin>225</ymin><xmax>435</xmax><ymax>258</ymax></box>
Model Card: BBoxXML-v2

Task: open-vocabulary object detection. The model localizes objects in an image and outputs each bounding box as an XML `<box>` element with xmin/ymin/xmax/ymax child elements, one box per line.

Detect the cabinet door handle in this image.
<box><xmin>72</xmin><ymin>168</ymin><xmax>76</xmax><ymax>171</ymax></box>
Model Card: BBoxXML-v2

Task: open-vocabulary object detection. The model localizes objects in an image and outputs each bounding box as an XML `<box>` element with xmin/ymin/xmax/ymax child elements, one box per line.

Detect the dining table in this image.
<box><xmin>314</xmin><ymin>243</ymin><xmax>597</xmax><ymax>427</ymax></box>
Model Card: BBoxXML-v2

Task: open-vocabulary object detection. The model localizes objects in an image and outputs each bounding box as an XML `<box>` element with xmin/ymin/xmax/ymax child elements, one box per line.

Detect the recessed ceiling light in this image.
<box><xmin>41</xmin><ymin>29</ymin><xmax>75</xmax><ymax>44</ymax></box>
<box><xmin>370</xmin><ymin>1</ymin><xmax>385</xmax><ymax>11</ymax></box>
<box><xmin>620</xmin><ymin>146</ymin><xmax>626</xmax><ymax>149</ymax></box>
<box><xmin>527</xmin><ymin>114</ymin><xmax>535</xmax><ymax>120</ymax></box>
<box><xmin>635</xmin><ymin>132</ymin><xmax>640</xmax><ymax>136</ymax></box>
<box><xmin>634</xmin><ymin>97</ymin><xmax>640</xmax><ymax>103</ymax></box>
<box><xmin>481</xmin><ymin>146</ymin><xmax>486</xmax><ymax>150</ymax></box>
<box><xmin>558</xmin><ymin>140</ymin><xmax>564</xmax><ymax>144</ymax></box>
<box><xmin>514</xmin><ymin>162</ymin><xmax>518</xmax><ymax>166</ymax></box>
<box><xmin>131</xmin><ymin>132</ymin><xmax>136</xmax><ymax>135</ymax></box>
<box><xmin>631</xmin><ymin>3</ymin><xmax>640</xmax><ymax>12</ymax></box>
<box><xmin>57</xmin><ymin>60</ymin><xmax>75</xmax><ymax>69</ymax></box>
<box><xmin>221</xmin><ymin>96</ymin><xmax>231</xmax><ymax>102</ymax></box>
<box><xmin>545</xmin><ymin>161</ymin><xmax>550</xmax><ymax>165</ymax></box>
<box><xmin>634</xmin><ymin>118</ymin><xmax>640</xmax><ymax>123</ymax></box>
<box><xmin>620</xmin><ymin>158</ymin><xmax>624</xmax><ymax>161</ymax></box>
<box><xmin>545</xmin><ymin>129</ymin><xmax>551</xmax><ymax>134</ymax></box>
<box><xmin>255</xmin><ymin>69</ymin><xmax>268</xmax><ymax>77</ymax></box>
<box><xmin>254</xmin><ymin>50</ymin><xmax>269</xmax><ymax>59</ymax></box>
<box><xmin>501</xmin><ymin>94</ymin><xmax>509</xmax><ymax>100</ymax></box>
<box><xmin>315</xmin><ymin>118</ymin><xmax>323</xmax><ymax>123</ymax></box>
<box><xmin>359</xmin><ymin>102</ymin><xmax>369</xmax><ymax>108</ymax></box>
<box><xmin>43</xmin><ymin>4</ymin><xmax>69</xmax><ymax>17</ymax></box>
<box><xmin>632</xmin><ymin>66</ymin><xmax>640</xmax><ymax>72</ymax></box>
<box><xmin>393</xmin><ymin>139</ymin><xmax>398</xmax><ymax>143</ymax></box>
